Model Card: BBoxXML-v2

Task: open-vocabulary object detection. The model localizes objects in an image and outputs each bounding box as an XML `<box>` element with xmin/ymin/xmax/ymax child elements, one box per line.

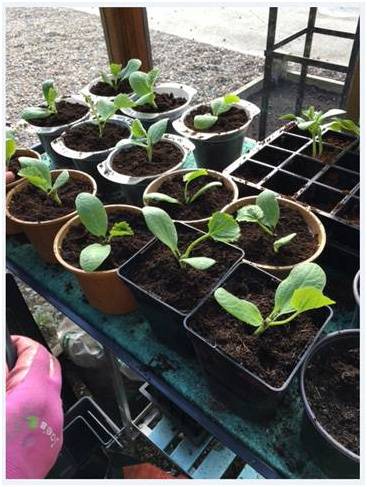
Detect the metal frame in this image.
<box><xmin>259</xmin><ymin>7</ymin><xmax>360</xmax><ymax>138</ymax></box>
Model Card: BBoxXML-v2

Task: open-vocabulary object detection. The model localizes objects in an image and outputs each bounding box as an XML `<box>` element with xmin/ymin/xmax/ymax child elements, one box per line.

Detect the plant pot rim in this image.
<box><xmin>81</xmin><ymin>76</ymin><xmax>134</xmax><ymax>101</ymax></box>
<box><xmin>24</xmin><ymin>95</ymin><xmax>90</xmax><ymax>134</ymax></box>
<box><xmin>172</xmin><ymin>99</ymin><xmax>260</xmax><ymax>141</ymax></box>
<box><xmin>300</xmin><ymin>328</ymin><xmax>360</xmax><ymax>463</ymax></box>
<box><xmin>118</xmin><ymin>221</ymin><xmax>245</xmax><ymax>317</ymax></box>
<box><xmin>6</xmin><ymin>148</ymin><xmax>42</xmax><ymax>191</ymax></box>
<box><xmin>143</xmin><ymin>168</ymin><xmax>239</xmax><ymax>224</ymax></box>
<box><xmin>97</xmin><ymin>133</ymin><xmax>195</xmax><ymax>185</ymax></box>
<box><xmin>50</xmin><ymin>116</ymin><xmax>132</xmax><ymax>160</ymax></box>
<box><xmin>6</xmin><ymin>169</ymin><xmax>97</xmax><ymax>226</ymax></box>
<box><xmin>119</xmin><ymin>82</ymin><xmax>197</xmax><ymax>120</ymax></box>
<box><xmin>222</xmin><ymin>195</ymin><xmax>326</xmax><ymax>272</ymax></box>
<box><xmin>184</xmin><ymin>261</ymin><xmax>334</xmax><ymax>393</ymax></box>
<box><xmin>53</xmin><ymin>204</ymin><xmax>144</xmax><ymax>276</ymax></box>
<box><xmin>353</xmin><ymin>270</ymin><xmax>360</xmax><ymax>306</ymax></box>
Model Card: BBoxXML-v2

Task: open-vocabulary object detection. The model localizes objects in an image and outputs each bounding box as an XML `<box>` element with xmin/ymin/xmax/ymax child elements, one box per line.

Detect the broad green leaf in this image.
<box><xmin>101</xmin><ymin>71</ymin><xmax>113</xmax><ymax>87</ymax></box>
<box><xmin>297</xmin><ymin>120</ymin><xmax>315</xmax><ymax>131</ymax></box>
<box><xmin>110</xmin><ymin>63</ymin><xmax>122</xmax><ymax>77</ymax></box>
<box><xmin>142</xmin><ymin>206</ymin><xmax>178</xmax><ymax>256</ymax></box>
<box><xmin>193</xmin><ymin>114</ymin><xmax>218</xmax><ymax>130</ymax></box>
<box><xmin>114</xmin><ymin>93</ymin><xmax>136</xmax><ymax>109</ymax></box>
<box><xmin>95</xmin><ymin>99</ymin><xmax>116</xmax><ymax>122</ymax></box>
<box><xmin>211</xmin><ymin>98</ymin><xmax>227</xmax><ymax>116</ymax></box>
<box><xmin>147</xmin><ymin>68</ymin><xmax>160</xmax><ymax>88</ymax></box>
<box><xmin>256</xmin><ymin>190</ymin><xmax>279</xmax><ymax>230</ymax></box>
<box><xmin>109</xmin><ymin>221</ymin><xmax>134</xmax><ymax>238</ymax></box>
<box><xmin>290</xmin><ymin>286</ymin><xmax>335</xmax><ymax>314</ymax></box>
<box><xmin>52</xmin><ymin>170</ymin><xmax>69</xmax><ymax>192</ymax></box>
<box><xmin>18</xmin><ymin>158</ymin><xmax>51</xmax><ymax>187</ymax></box>
<box><xmin>21</xmin><ymin>107</ymin><xmax>52</xmax><ymax>120</ymax></box>
<box><xmin>42</xmin><ymin>79</ymin><xmax>55</xmax><ymax>102</ymax></box>
<box><xmin>274</xmin><ymin>262</ymin><xmax>327</xmax><ymax>316</ymax></box>
<box><xmin>329</xmin><ymin>119</ymin><xmax>360</xmax><ymax>137</ymax></box>
<box><xmin>223</xmin><ymin>93</ymin><xmax>240</xmax><ymax>104</ymax></box>
<box><xmin>17</xmin><ymin>166</ymin><xmax>50</xmax><ymax>193</ymax></box>
<box><xmin>214</xmin><ymin>288</ymin><xmax>263</xmax><ymax>327</ymax></box>
<box><xmin>120</xmin><ymin>58</ymin><xmax>142</xmax><ymax>80</ymax></box>
<box><xmin>75</xmin><ymin>193</ymin><xmax>108</xmax><ymax>238</ymax></box>
<box><xmin>130</xmin><ymin>119</ymin><xmax>147</xmax><ymax>139</ymax></box>
<box><xmin>190</xmin><ymin>181</ymin><xmax>223</xmax><ymax>203</ymax></box>
<box><xmin>180</xmin><ymin>256</ymin><xmax>216</xmax><ymax>270</ymax></box>
<box><xmin>80</xmin><ymin>243</ymin><xmax>111</xmax><ymax>272</ymax></box>
<box><xmin>129</xmin><ymin>71</ymin><xmax>151</xmax><ymax>96</ymax></box>
<box><xmin>183</xmin><ymin>168</ymin><xmax>208</xmax><ymax>184</ymax></box>
<box><xmin>6</xmin><ymin>138</ymin><xmax>16</xmax><ymax>163</ymax></box>
<box><xmin>273</xmin><ymin>233</ymin><xmax>297</xmax><ymax>253</ymax></box>
<box><xmin>47</xmin><ymin>87</ymin><xmax>57</xmax><ymax>110</ymax></box>
<box><xmin>279</xmin><ymin>113</ymin><xmax>297</xmax><ymax>121</ymax></box>
<box><xmin>319</xmin><ymin>108</ymin><xmax>346</xmax><ymax>121</ymax></box>
<box><xmin>18</xmin><ymin>156</ymin><xmax>41</xmax><ymax>168</ymax></box>
<box><xmin>208</xmin><ymin>212</ymin><xmax>241</xmax><ymax>243</ymax></box>
<box><xmin>134</xmin><ymin>92</ymin><xmax>156</xmax><ymax>107</ymax></box>
<box><xmin>236</xmin><ymin>204</ymin><xmax>264</xmax><ymax>223</ymax></box>
<box><xmin>147</xmin><ymin>118</ymin><xmax>168</xmax><ymax>145</ymax></box>
<box><xmin>144</xmin><ymin>192</ymin><xmax>181</xmax><ymax>205</ymax></box>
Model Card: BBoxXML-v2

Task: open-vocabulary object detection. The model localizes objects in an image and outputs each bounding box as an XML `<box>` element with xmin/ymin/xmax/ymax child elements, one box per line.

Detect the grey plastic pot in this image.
<box><xmin>24</xmin><ymin>96</ymin><xmax>89</xmax><ymax>168</ymax></box>
<box><xmin>51</xmin><ymin>116</ymin><xmax>132</xmax><ymax>196</ymax></box>
<box><xmin>97</xmin><ymin>134</ymin><xmax>195</xmax><ymax>206</ymax></box>
<box><xmin>119</xmin><ymin>82</ymin><xmax>197</xmax><ymax>131</ymax></box>
<box><xmin>173</xmin><ymin>99</ymin><xmax>260</xmax><ymax>171</ymax></box>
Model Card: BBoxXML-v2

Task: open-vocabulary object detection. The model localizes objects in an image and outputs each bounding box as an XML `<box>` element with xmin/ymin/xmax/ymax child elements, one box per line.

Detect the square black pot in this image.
<box><xmin>184</xmin><ymin>263</ymin><xmax>333</xmax><ymax>419</ymax></box>
<box><xmin>232</xmin><ymin>159</ymin><xmax>274</xmax><ymax>184</ymax></box>
<box><xmin>270</xmin><ymin>133</ymin><xmax>309</xmax><ymax>152</ymax></box>
<box><xmin>283</xmin><ymin>154</ymin><xmax>324</xmax><ymax>179</ymax></box>
<box><xmin>251</xmin><ymin>145</ymin><xmax>291</xmax><ymax>166</ymax></box>
<box><xmin>263</xmin><ymin>169</ymin><xmax>307</xmax><ymax>197</ymax></box>
<box><xmin>117</xmin><ymin>223</ymin><xmax>244</xmax><ymax>356</ymax></box>
<box><xmin>297</xmin><ymin>182</ymin><xmax>345</xmax><ymax>214</ymax></box>
<box><xmin>317</xmin><ymin>166</ymin><xmax>359</xmax><ymax>192</ymax></box>
<box><xmin>335</xmin><ymin>151</ymin><xmax>360</xmax><ymax>173</ymax></box>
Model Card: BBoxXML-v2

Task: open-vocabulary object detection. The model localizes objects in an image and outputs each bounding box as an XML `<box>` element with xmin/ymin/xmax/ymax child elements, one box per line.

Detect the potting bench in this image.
<box><xmin>6</xmin><ymin>140</ymin><xmax>358</xmax><ymax>479</ymax></box>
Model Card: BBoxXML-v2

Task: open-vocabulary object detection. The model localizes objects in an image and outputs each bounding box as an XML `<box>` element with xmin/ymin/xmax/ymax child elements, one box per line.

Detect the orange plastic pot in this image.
<box><xmin>6</xmin><ymin>170</ymin><xmax>97</xmax><ymax>263</ymax></box>
<box><xmin>53</xmin><ymin>205</ymin><xmax>143</xmax><ymax>315</ymax></box>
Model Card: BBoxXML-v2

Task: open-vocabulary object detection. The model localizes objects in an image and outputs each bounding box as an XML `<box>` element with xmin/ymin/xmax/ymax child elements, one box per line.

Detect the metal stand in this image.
<box><xmin>259</xmin><ymin>7</ymin><xmax>360</xmax><ymax>139</ymax></box>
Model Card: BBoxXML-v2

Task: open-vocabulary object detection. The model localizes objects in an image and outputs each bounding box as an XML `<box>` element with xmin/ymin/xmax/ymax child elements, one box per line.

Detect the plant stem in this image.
<box><xmin>146</xmin><ymin>144</ymin><xmax>153</xmax><ymax>162</ymax></box>
<box><xmin>49</xmin><ymin>190</ymin><xmax>62</xmax><ymax>206</ymax></box>
<box><xmin>312</xmin><ymin>134</ymin><xmax>317</xmax><ymax>158</ymax></box>
<box><xmin>181</xmin><ymin>233</ymin><xmax>210</xmax><ymax>260</ymax></box>
<box><xmin>268</xmin><ymin>311</ymin><xmax>300</xmax><ymax>327</ymax></box>
<box><xmin>258</xmin><ymin>220</ymin><xmax>274</xmax><ymax>236</ymax></box>
<box><xmin>184</xmin><ymin>181</ymin><xmax>190</xmax><ymax>204</ymax></box>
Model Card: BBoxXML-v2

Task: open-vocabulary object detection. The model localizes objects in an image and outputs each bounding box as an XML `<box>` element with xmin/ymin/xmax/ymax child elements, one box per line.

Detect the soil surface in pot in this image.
<box><xmin>63</xmin><ymin>122</ymin><xmax>129</xmax><ymax>152</ymax></box>
<box><xmin>9</xmin><ymin>174</ymin><xmax>93</xmax><ymax>222</ymax></box>
<box><xmin>28</xmin><ymin>100</ymin><xmax>88</xmax><ymax>128</ymax></box>
<box><xmin>189</xmin><ymin>265</ymin><xmax>321</xmax><ymax>388</ymax></box>
<box><xmin>185</xmin><ymin>105</ymin><xmax>248</xmax><ymax>133</ymax></box>
<box><xmin>90</xmin><ymin>79</ymin><xmax>130</xmax><ymax>97</ymax></box>
<box><xmin>127</xmin><ymin>226</ymin><xmax>242</xmax><ymax>313</ymax></box>
<box><xmin>305</xmin><ymin>342</ymin><xmax>359</xmax><ymax>455</ymax></box>
<box><xmin>147</xmin><ymin>173</ymin><xmax>234</xmax><ymax>221</ymax></box>
<box><xmin>61</xmin><ymin>210</ymin><xmax>152</xmax><ymax>270</ymax></box>
<box><xmin>112</xmin><ymin>141</ymin><xmax>183</xmax><ymax>177</ymax></box>
<box><xmin>233</xmin><ymin>204</ymin><xmax>318</xmax><ymax>266</ymax></box>
<box><xmin>323</xmin><ymin>132</ymin><xmax>356</xmax><ymax>149</ymax></box>
<box><xmin>303</xmin><ymin>145</ymin><xmax>340</xmax><ymax>165</ymax></box>
<box><xmin>133</xmin><ymin>93</ymin><xmax>186</xmax><ymax>113</ymax></box>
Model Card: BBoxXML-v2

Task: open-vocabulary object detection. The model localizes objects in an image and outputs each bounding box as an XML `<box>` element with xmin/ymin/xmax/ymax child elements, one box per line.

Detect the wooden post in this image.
<box><xmin>99</xmin><ymin>7</ymin><xmax>153</xmax><ymax>71</ymax></box>
<box><xmin>346</xmin><ymin>59</ymin><xmax>359</xmax><ymax>122</ymax></box>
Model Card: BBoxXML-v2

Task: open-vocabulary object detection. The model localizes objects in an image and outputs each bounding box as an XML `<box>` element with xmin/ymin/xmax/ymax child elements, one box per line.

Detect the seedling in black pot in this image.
<box><xmin>194</xmin><ymin>93</ymin><xmax>240</xmax><ymax>130</ymax></box>
<box><xmin>129</xmin><ymin>118</ymin><xmax>168</xmax><ymax>161</ymax></box>
<box><xmin>21</xmin><ymin>80</ymin><xmax>59</xmax><ymax>120</ymax></box>
<box><xmin>100</xmin><ymin>59</ymin><xmax>141</xmax><ymax>90</ymax></box>
<box><xmin>129</xmin><ymin>68</ymin><xmax>160</xmax><ymax>108</ymax></box>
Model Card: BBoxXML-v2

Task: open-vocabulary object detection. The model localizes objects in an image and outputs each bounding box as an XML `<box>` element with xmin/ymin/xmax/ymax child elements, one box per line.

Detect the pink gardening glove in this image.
<box><xmin>6</xmin><ymin>336</ymin><xmax>64</xmax><ymax>479</ymax></box>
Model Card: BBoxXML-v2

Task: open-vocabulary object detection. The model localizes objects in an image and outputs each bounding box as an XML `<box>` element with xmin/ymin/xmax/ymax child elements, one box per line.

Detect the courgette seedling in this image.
<box><xmin>279</xmin><ymin>106</ymin><xmax>346</xmax><ymax>158</ymax></box>
<box><xmin>194</xmin><ymin>93</ymin><xmax>240</xmax><ymax>130</ymax></box>
<box><xmin>236</xmin><ymin>189</ymin><xmax>296</xmax><ymax>254</ymax></box>
<box><xmin>99</xmin><ymin>58</ymin><xmax>142</xmax><ymax>90</ymax></box>
<box><xmin>215</xmin><ymin>262</ymin><xmax>335</xmax><ymax>336</ymax></box>
<box><xmin>142</xmin><ymin>206</ymin><xmax>240</xmax><ymax>270</ymax></box>
<box><xmin>18</xmin><ymin>157</ymin><xmax>69</xmax><ymax>206</ymax></box>
<box><xmin>21</xmin><ymin>80</ymin><xmax>59</xmax><ymax>121</ymax></box>
<box><xmin>75</xmin><ymin>193</ymin><xmax>134</xmax><ymax>272</ymax></box>
<box><xmin>144</xmin><ymin>169</ymin><xmax>223</xmax><ymax>206</ymax></box>
<box><xmin>326</xmin><ymin>118</ymin><xmax>360</xmax><ymax>138</ymax></box>
<box><xmin>83</xmin><ymin>93</ymin><xmax>135</xmax><ymax>138</ymax></box>
<box><xmin>129</xmin><ymin>118</ymin><xmax>168</xmax><ymax>161</ymax></box>
<box><xmin>6</xmin><ymin>129</ymin><xmax>17</xmax><ymax>166</ymax></box>
<box><xmin>129</xmin><ymin>68</ymin><xmax>160</xmax><ymax>108</ymax></box>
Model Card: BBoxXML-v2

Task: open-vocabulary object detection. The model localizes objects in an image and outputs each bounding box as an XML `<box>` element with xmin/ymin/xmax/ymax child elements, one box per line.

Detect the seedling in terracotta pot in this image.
<box><xmin>129</xmin><ymin>68</ymin><xmax>160</xmax><ymax>108</ymax></box>
<box><xmin>21</xmin><ymin>80</ymin><xmax>59</xmax><ymax>121</ymax></box>
<box><xmin>215</xmin><ymin>262</ymin><xmax>335</xmax><ymax>336</ymax></box>
<box><xmin>236</xmin><ymin>189</ymin><xmax>296</xmax><ymax>253</ymax></box>
<box><xmin>142</xmin><ymin>206</ymin><xmax>240</xmax><ymax>270</ymax></box>
<box><xmin>18</xmin><ymin>157</ymin><xmax>69</xmax><ymax>206</ymax></box>
<box><xmin>144</xmin><ymin>169</ymin><xmax>223</xmax><ymax>206</ymax></box>
<box><xmin>6</xmin><ymin>129</ymin><xmax>17</xmax><ymax>166</ymax></box>
<box><xmin>193</xmin><ymin>93</ymin><xmax>240</xmax><ymax>130</ymax></box>
<box><xmin>75</xmin><ymin>192</ymin><xmax>134</xmax><ymax>271</ymax></box>
<box><xmin>100</xmin><ymin>59</ymin><xmax>142</xmax><ymax>90</ymax></box>
<box><xmin>129</xmin><ymin>118</ymin><xmax>168</xmax><ymax>161</ymax></box>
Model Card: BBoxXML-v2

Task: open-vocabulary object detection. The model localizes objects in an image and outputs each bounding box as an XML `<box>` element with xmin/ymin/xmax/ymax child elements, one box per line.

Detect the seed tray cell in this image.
<box><xmin>235</xmin><ymin>181</ymin><xmax>262</xmax><ymax>198</ymax></box>
<box><xmin>282</xmin><ymin>155</ymin><xmax>324</xmax><ymax>179</ymax></box>
<box><xmin>251</xmin><ymin>146</ymin><xmax>291</xmax><ymax>166</ymax></box>
<box><xmin>317</xmin><ymin>166</ymin><xmax>359</xmax><ymax>192</ymax></box>
<box><xmin>322</xmin><ymin>130</ymin><xmax>358</xmax><ymax>150</ymax></box>
<box><xmin>269</xmin><ymin>133</ymin><xmax>309</xmax><ymax>152</ymax></box>
<box><xmin>297</xmin><ymin>183</ymin><xmax>345</xmax><ymax>214</ymax></box>
<box><xmin>285</xmin><ymin>125</ymin><xmax>311</xmax><ymax>138</ymax></box>
<box><xmin>232</xmin><ymin>159</ymin><xmax>274</xmax><ymax>184</ymax></box>
<box><xmin>300</xmin><ymin>142</ymin><xmax>343</xmax><ymax>164</ymax></box>
<box><xmin>263</xmin><ymin>170</ymin><xmax>307</xmax><ymax>197</ymax></box>
<box><xmin>335</xmin><ymin>196</ymin><xmax>359</xmax><ymax>227</ymax></box>
<box><xmin>335</xmin><ymin>151</ymin><xmax>360</xmax><ymax>173</ymax></box>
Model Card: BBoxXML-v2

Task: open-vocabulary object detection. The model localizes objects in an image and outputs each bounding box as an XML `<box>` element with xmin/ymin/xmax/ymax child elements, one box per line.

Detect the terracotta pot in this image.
<box><xmin>222</xmin><ymin>196</ymin><xmax>326</xmax><ymax>276</ymax></box>
<box><xmin>6</xmin><ymin>170</ymin><xmax>97</xmax><ymax>263</ymax></box>
<box><xmin>6</xmin><ymin>148</ymin><xmax>42</xmax><ymax>235</ymax></box>
<box><xmin>143</xmin><ymin>168</ymin><xmax>239</xmax><ymax>229</ymax></box>
<box><xmin>53</xmin><ymin>205</ymin><xmax>144</xmax><ymax>314</ymax></box>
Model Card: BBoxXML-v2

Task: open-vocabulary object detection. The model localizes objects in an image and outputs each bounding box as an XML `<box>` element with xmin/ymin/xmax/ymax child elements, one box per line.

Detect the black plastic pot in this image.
<box><xmin>117</xmin><ymin>223</ymin><xmax>244</xmax><ymax>356</ymax></box>
<box><xmin>184</xmin><ymin>263</ymin><xmax>333</xmax><ymax>419</ymax></box>
<box><xmin>300</xmin><ymin>329</ymin><xmax>360</xmax><ymax>479</ymax></box>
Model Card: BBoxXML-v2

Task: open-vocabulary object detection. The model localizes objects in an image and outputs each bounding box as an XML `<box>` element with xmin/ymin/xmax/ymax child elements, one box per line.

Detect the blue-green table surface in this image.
<box><xmin>7</xmin><ymin>139</ymin><xmax>355</xmax><ymax>479</ymax></box>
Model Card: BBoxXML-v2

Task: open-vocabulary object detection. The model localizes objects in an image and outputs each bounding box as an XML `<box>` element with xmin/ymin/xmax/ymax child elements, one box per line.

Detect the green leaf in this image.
<box><xmin>193</xmin><ymin>114</ymin><xmax>218</xmax><ymax>130</ymax></box>
<box><xmin>95</xmin><ymin>99</ymin><xmax>116</xmax><ymax>122</ymax></box>
<box><xmin>110</xmin><ymin>63</ymin><xmax>122</xmax><ymax>77</ymax></box>
<box><xmin>214</xmin><ymin>288</ymin><xmax>263</xmax><ymax>327</ymax></box>
<box><xmin>329</xmin><ymin>119</ymin><xmax>360</xmax><ymax>137</ymax></box>
<box><xmin>18</xmin><ymin>158</ymin><xmax>51</xmax><ymax>187</ymax></box>
<box><xmin>113</xmin><ymin>93</ymin><xmax>136</xmax><ymax>109</ymax></box>
<box><xmin>211</xmin><ymin>98</ymin><xmax>227</xmax><ymax>116</ymax></box>
<box><xmin>130</xmin><ymin>119</ymin><xmax>147</xmax><ymax>139</ymax></box>
<box><xmin>120</xmin><ymin>58</ymin><xmax>142</xmax><ymax>80</ymax></box>
<box><xmin>42</xmin><ymin>79</ymin><xmax>54</xmax><ymax>99</ymax></box>
<box><xmin>109</xmin><ymin>221</ymin><xmax>134</xmax><ymax>238</ymax></box>
<box><xmin>183</xmin><ymin>169</ymin><xmax>208</xmax><ymax>184</ymax></box>
<box><xmin>17</xmin><ymin>166</ymin><xmax>50</xmax><ymax>193</ymax></box>
<box><xmin>142</xmin><ymin>206</ymin><xmax>178</xmax><ymax>256</ymax></box>
<box><xmin>6</xmin><ymin>138</ymin><xmax>17</xmax><ymax>163</ymax></box>
<box><xmin>80</xmin><ymin>243</ymin><xmax>111</xmax><ymax>272</ymax></box>
<box><xmin>75</xmin><ymin>193</ymin><xmax>108</xmax><ymax>238</ymax></box>
<box><xmin>21</xmin><ymin>107</ymin><xmax>52</xmax><ymax>120</ymax></box>
<box><xmin>101</xmin><ymin>71</ymin><xmax>113</xmax><ymax>87</ymax></box>
<box><xmin>279</xmin><ymin>113</ymin><xmax>297</xmax><ymax>121</ymax></box>
<box><xmin>52</xmin><ymin>170</ymin><xmax>69</xmax><ymax>192</ymax></box>
<box><xmin>236</xmin><ymin>204</ymin><xmax>264</xmax><ymax>223</ymax></box>
<box><xmin>147</xmin><ymin>68</ymin><xmax>160</xmax><ymax>88</ymax></box>
<box><xmin>208</xmin><ymin>212</ymin><xmax>241</xmax><ymax>243</ymax></box>
<box><xmin>274</xmin><ymin>262</ymin><xmax>327</xmax><ymax>316</ymax></box>
<box><xmin>129</xmin><ymin>71</ymin><xmax>151</xmax><ymax>96</ymax></box>
<box><xmin>134</xmin><ymin>92</ymin><xmax>156</xmax><ymax>107</ymax></box>
<box><xmin>297</xmin><ymin>120</ymin><xmax>315</xmax><ymax>131</ymax></box>
<box><xmin>189</xmin><ymin>181</ymin><xmax>223</xmax><ymax>203</ymax></box>
<box><xmin>144</xmin><ymin>192</ymin><xmax>181</xmax><ymax>205</ymax></box>
<box><xmin>147</xmin><ymin>118</ymin><xmax>168</xmax><ymax>145</ymax></box>
<box><xmin>273</xmin><ymin>233</ymin><xmax>297</xmax><ymax>253</ymax></box>
<box><xmin>256</xmin><ymin>190</ymin><xmax>279</xmax><ymax>230</ymax></box>
<box><xmin>180</xmin><ymin>256</ymin><xmax>216</xmax><ymax>270</ymax></box>
<box><xmin>223</xmin><ymin>93</ymin><xmax>240</xmax><ymax>104</ymax></box>
<box><xmin>290</xmin><ymin>286</ymin><xmax>335</xmax><ymax>314</ymax></box>
<box><xmin>319</xmin><ymin>108</ymin><xmax>346</xmax><ymax>121</ymax></box>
